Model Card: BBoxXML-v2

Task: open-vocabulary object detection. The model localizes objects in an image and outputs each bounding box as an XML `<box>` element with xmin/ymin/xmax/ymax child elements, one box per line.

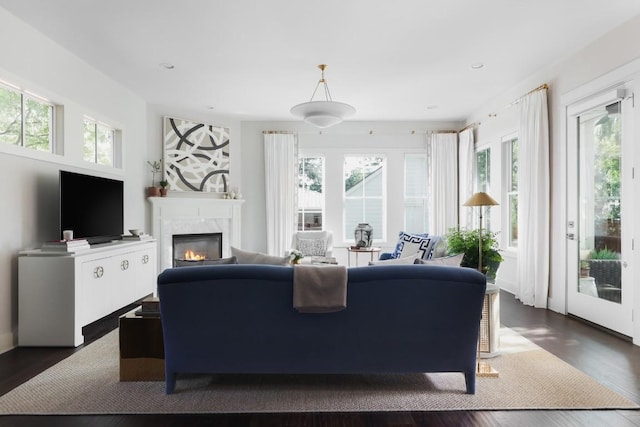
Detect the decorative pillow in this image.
<box><xmin>230</xmin><ymin>247</ymin><xmax>290</xmax><ymax>266</ymax></box>
<box><xmin>368</xmin><ymin>254</ymin><xmax>419</xmax><ymax>266</ymax></box>
<box><xmin>391</xmin><ymin>232</ymin><xmax>432</xmax><ymax>259</ymax></box>
<box><xmin>296</xmin><ymin>238</ymin><xmax>327</xmax><ymax>256</ymax></box>
<box><xmin>414</xmin><ymin>253</ymin><xmax>464</xmax><ymax>267</ymax></box>
<box><xmin>174</xmin><ymin>256</ymin><xmax>238</xmax><ymax>268</ymax></box>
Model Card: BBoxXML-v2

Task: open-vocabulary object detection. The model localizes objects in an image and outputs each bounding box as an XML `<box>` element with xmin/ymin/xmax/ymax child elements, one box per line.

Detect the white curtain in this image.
<box><xmin>428</xmin><ymin>132</ymin><xmax>459</xmax><ymax>236</ymax></box>
<box><xmin>458</xmin><ymin>129</ymin><xmax>475</xmax><ymax>230</ymax></box>
<box><xmin>516</xmin><ymin>89</ymin><xmax>550</xmax><ymax>308</ymax></box>
<box><xmin>264</xmin><ymin>133</ymin><xmax>298</xmax><ymax>256</ymax></box>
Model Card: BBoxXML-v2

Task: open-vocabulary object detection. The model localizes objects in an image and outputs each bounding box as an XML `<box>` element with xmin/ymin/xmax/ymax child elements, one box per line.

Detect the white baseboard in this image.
<box><xmin>0</xmin><ymin>331</ymin><xmax>15</xmax><ymax>355</ymax></box>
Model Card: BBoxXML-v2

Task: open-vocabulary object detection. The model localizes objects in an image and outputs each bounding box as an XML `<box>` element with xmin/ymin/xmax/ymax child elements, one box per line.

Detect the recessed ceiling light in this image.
<box><xmin>426</xmin><ymin>105</ymin><xmax>438</xmax><ymax>110</ymax></box>
<box><xmin>159</xmin><ymin>62</ymin><xmax>175</xmax><ymax>69</ymax></box>
<box><xmin>471</xmin><ymin>62</ymin><xmax>484</xmax><ymax>70</ymax></box>
<box><xmin>206</xmin><ymin>106</ymin><xmax>215</xmax><ymax>110</ymax></box>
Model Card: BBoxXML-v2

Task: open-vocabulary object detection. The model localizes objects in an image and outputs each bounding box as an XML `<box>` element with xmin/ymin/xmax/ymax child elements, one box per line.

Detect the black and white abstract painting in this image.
<box><xmin>163</xmin><ymin>117</ymin><xmax>230</xmax><ymax>192</ymax></box>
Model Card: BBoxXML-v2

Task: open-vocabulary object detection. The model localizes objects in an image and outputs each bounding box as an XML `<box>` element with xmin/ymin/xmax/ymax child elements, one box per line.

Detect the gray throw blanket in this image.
<box><xmin>293</xmin><ymin>265</ymin><xmax>348</xmax><ymax>313</ymax></box>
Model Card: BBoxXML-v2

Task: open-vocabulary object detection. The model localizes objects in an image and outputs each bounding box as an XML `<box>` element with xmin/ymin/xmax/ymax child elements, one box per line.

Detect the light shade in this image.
<box><xmin>464</xmin><ymin>192</ymin><xmax>499</xmax><ymax>207</ymax></box>
<box><xmin>290</xmin><ymin>100</ymin><xmax>356</xmax><ymax>128</ymax></box>
<box><xmin>290</xmin><ymin>64</ymin><xmax>355</xmax><ymax>128</ymax></box>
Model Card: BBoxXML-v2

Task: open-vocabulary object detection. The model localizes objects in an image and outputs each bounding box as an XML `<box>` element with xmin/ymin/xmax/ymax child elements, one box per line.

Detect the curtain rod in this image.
<box><xmin>459</xmin><ymin>121</ymin><xmax>480</xmax><ymax>133</ymax></box>
<box><xmin>489</xmin><ymin>83</ymin><xmax>549</xmax><ymax>118</ymax></box>
<box><xmin>510</xmin><ymin>83</ymin><xmax>548</xmax><ymax>107</ymax></box>
<box><xmin>262</xmin><ymin>130</ymin><xmax>294</xmax><ymax>134</ymax></box>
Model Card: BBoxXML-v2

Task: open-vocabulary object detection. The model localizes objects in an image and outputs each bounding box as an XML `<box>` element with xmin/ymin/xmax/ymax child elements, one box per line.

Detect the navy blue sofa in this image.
<box><xmin>157</xmin><ymin>264</ymin><xmax>486</xmax><ymax>394</ymax></box>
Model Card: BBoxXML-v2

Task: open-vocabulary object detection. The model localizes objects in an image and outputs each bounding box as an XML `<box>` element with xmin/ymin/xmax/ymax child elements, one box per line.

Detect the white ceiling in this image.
<box><xmin>2</xmin><ymin>0</ymin><xmax>640</xmax><ymax>122</ymax></box>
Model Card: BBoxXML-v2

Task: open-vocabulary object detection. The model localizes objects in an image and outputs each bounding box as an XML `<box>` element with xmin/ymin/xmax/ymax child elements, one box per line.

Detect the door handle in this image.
<box><xmin>566</xmin><ymin>233</ymin><xmax>576</xmax><ymax>240</ymax></box>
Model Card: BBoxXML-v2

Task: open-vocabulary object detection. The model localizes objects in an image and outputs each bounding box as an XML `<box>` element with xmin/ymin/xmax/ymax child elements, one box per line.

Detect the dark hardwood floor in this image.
<box><xmin>1</xmin><ymin>291</ymin><xmax>639</xmax><ymax>426</ymax></box>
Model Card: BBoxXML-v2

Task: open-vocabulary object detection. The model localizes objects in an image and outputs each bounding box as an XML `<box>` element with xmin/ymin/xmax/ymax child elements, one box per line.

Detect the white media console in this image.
<box><xmin>18</xmin><ymin>239</ymin><xmax>157</xmax><ymax>347</ymax></box>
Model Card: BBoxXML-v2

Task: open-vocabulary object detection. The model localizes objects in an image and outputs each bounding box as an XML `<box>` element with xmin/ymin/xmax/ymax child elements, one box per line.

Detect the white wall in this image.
<box><xmin>0</xmin><ymin>8</ymin><xmax>148</xmax><ymax>353</ymax></box>
<box><xmin>240</xmin><ymin>120</ymin><xmax>461</xmax><ymax>265</ymax></box>
<box><xmin>465</xmin><ymin>13</ymin><xmax>640</xmax><ymax>336</ymax></box>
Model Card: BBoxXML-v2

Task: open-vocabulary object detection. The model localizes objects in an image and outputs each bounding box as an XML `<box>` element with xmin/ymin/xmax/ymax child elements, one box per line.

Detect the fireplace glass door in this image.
<box><xmin>172</xmin><ymin>233</ymin><xmax>222</xmax><ymax>267</ymax></box>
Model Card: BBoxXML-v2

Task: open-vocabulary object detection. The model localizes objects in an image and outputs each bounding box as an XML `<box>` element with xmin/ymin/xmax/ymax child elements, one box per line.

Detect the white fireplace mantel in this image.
<box><xmin>149</xmin><ymin>196</ymin><xmax>244</xmax><ymax>272</ymax></box>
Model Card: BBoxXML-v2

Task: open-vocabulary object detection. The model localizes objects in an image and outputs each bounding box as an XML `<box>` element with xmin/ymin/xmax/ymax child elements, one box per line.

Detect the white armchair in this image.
<box><xmin>291</xmin><ymin>230</ymin><xmax>333</xmax><ymax>258</ymax></box>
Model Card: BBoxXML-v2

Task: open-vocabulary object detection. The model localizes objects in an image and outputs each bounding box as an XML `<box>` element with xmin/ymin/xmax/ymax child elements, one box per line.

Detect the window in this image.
<box><xmin>0</xmin><ymin>81</ymin><xmax>53</xmax><ymax>152</ymax></box>
<box><xmin>476</xmin><ymin>147</ymin><xmax>491</xmax><ymax>230</ymax></box>
<box><xmin>343</xmin><ymin>156</ymin><xmax>385</xmax><ymax>241</ymax></box>
<box><xmin>505</xmin><ymin>137</ymin><xmax>518</xmax><ymax>247</ymax></box>
<box><xmin>297</xmin><ymin>156</ymin><xmax>325</xmax><ymax>231</ymax></box>
<box><xmin>476</xmin><ymin>148</ymin><xmax>491</xmax><ymax>193</ymax></box>
<box><xmin>404</xmin><ymin>153</ymin><xmax>428</xmax><ymax>232</ymax></box>
<box><xmin>83</xmin><ymin>117</ymin><xmax>115</xmax><ymax>166</ymax></box>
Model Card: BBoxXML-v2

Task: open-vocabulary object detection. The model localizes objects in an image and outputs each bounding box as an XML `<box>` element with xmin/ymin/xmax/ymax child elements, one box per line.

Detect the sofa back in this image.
<box><xmin>157</xmin><ymin>264</ymin><xmax>486</xmax><ymax>376</ymax></box>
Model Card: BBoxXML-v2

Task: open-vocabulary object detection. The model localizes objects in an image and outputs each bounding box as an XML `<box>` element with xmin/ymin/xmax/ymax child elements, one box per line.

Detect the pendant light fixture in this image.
<box><xmin>290</xmin><ymin>64</ymin><xmax>356</xmax><ymax>128</ymax></box>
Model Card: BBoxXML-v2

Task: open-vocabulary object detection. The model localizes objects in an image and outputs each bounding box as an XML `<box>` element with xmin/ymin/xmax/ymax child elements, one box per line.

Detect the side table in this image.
<box><xmin>346</xmin><ymin>247</ymin><xmax>381</xmax><ymax>266</ymax></box>
<box><xmin>119</xmin><ymin>309</ymin><xmax>164</xmax><ymax>381</ymax></box>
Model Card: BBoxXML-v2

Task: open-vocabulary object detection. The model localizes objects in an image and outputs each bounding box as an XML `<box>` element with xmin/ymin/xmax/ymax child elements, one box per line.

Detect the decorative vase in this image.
<box><xmin>354</xmin><ymin>223</ymin><xmax>373</xmax><ymax>248</ymax></box>
<box><xmin>160</xmin><ymin>188</ymin><xmax>168</xmax><ymax>197</ymax></box>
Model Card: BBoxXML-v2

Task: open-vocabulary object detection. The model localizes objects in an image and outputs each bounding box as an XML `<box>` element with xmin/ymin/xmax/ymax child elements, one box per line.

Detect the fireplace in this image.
<box><xmin>149</xmin><ymin>196</ymin><xmax>244</xmax><ymax>272</ymax></box>
<box><xmin>172</xmin><ymin>233</ymin><xmax>223</xmax><ymax>267</ymax></box>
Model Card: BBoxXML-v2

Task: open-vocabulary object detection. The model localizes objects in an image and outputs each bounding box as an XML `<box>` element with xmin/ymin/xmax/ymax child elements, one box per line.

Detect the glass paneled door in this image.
<box><xmin>567</xmin><ymin>90</ymin><xmax>633</xmax><ymax>337</ymax></box>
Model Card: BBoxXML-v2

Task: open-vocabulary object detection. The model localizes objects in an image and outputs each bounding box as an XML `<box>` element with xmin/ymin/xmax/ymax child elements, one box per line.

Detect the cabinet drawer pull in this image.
<box><xmin>142</xmin><ymin>254</ymin><xmax>149</xmax><ymax>264</ymax></box>
<box><xmin>94</xmin><ymin>266</ymin><xmax>104</xmax><ymax>279</ymax></box>
<box><xmin>120</xmin><ymin>260</ymin><xmax>129</xmax><ymax>271</ymax></box>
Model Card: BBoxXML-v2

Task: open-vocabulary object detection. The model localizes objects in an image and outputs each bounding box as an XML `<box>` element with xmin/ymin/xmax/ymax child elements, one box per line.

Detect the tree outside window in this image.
<box><xmin>83</xmin><ymin>117</ymin><xmax>114</xmax><ymax>166</ymax></box>
<box><xmin>476</xmin><ymin>148</ymin><xmax>491</xmax><ymax>230</ymax></box>
<box><xmin>0</xmin><ymin>83</ymin><xmax>53</xmax><ymax>152</ymax></box>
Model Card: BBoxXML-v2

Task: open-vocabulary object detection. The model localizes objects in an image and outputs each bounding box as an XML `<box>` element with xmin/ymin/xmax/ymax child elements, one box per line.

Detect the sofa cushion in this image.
<box><xmin>414</xmin><ymin>253</ymin><xmax>464</xmax><ymax>267</ymax></box>
<box><xmin>296</xmin><ymin>238</ymin><xmax>327</xmax><ymax>256</ymax></box>
<box><xmin>231</xmin><ymin>247</ymin><xmax>290</xmax><ymax>265</ymax></box>
<box><xmin>174</xmin><ymin>256</ymin><xmax>238</xmax><ymax>267</ymax></box>
<box><xmin>391</xmin><ymin>231</ymin><xmax>434</xmax><ymax>259</ymax></box>
<box><xmin>368</xmin><ymin>254</ymin><xmax>419</xmax><ymax>266</ymax></box>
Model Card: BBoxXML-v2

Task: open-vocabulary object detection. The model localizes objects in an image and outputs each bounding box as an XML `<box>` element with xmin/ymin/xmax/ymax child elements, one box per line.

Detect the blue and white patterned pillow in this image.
<box><xmin>391</xmin><ymin>232</ymin><xmax>431</xmax><ymax>259</ymax></box>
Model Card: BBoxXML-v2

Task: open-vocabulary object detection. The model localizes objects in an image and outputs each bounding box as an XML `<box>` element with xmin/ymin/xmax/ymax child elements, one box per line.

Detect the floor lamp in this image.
<box><xmin>463</xmin><ymin>192</ymin><xmax>499</xmax><ymax>274</ymax></box>
<box><xmin>463</xmin><ymin>191</ymin><xmax>499</xmax><ymax>378</ymax></box>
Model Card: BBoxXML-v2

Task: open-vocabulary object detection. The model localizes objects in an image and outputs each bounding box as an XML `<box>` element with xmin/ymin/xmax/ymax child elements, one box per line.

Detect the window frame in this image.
<box><xmin>0</xmin><ymin>80</ymin><xmax>55</xmax><ymax>153</ymax></box>
<box><xmin>342</xmin><ymin>154</ymin><xmax>387</xmax><ymax>242</ymax></box>
<box><xmin>503</xmin><ymin>134</ymin><xmax>519</xmax><ymax>248</ymax></box>
<box><xmin>83</xmin><ymin>116</ymin><xmax>117</xmax><ymax>167</ymax></box>
<box><xmin>297</xmin><ymin>155</ymin><xmax>326</xmax><ymax>231</ymax></box>
<box><xmin>403</xmin><ymin>152</ymin><xmax>429</xmax><ymax>233</ymax></box>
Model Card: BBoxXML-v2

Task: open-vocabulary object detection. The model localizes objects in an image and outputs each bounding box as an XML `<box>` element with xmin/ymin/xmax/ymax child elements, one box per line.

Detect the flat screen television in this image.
<box><xmin>60</xmin><ymin>170</ymin><xmax>124</xmax><ymax>245</ymax></box>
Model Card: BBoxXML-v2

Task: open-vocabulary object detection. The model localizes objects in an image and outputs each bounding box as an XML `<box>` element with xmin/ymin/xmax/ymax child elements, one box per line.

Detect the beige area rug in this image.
<box><xmin>0</xmin><ymin>328</ymin><xmax>637</xmax><ymax>414</ymax></box>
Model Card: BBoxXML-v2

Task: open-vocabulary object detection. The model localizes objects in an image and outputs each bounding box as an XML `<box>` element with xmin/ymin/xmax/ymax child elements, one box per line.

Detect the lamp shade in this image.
<box><xmin>290</xmin><ymin>101</ymin><xmax>356</xmax><ymax>128</ymax></box>
<box><xmin>464</xmin><ymin>192</ymin><xmax>499</xmax><ymax>207</ymax></box>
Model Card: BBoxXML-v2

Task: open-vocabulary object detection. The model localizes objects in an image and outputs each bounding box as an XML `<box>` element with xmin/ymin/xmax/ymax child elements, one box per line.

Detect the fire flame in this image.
<box><xmin>184</xmin><ymin>250</ymin><xmax>206</xmax><ymax>261</ymax></box>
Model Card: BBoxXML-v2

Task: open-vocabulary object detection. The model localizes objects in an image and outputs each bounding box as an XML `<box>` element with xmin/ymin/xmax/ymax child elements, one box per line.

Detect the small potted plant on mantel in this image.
<box><xmin>147</xmin><ymin>160</ymin><xmax>162</xmax><ymax>197</ymax></box>
<box><xmin>159</xmin><ymin>180</ymin><xmax>169</xmax><ymax>197</ymax></box>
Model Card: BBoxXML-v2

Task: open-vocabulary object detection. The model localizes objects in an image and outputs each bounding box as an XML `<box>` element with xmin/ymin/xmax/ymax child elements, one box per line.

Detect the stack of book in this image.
<box><xmin>121</xmin><ymin>234</ymin><xmax>153</xmax><ymax>241</ymax></box>
<box><xmin>41</xmin><ymin>239</ymin><xmax>91</xmax><ymax>252</ymax></box>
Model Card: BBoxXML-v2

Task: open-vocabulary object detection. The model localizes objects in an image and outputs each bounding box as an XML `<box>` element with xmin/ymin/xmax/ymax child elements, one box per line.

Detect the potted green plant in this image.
<box><xmin>580</xmin><ymin>260</ymin><xmax>590</xmax><ymax>277</ymax></box>
<box><xmin>444</xmin><ymin>227</ymin><xmax>503</xmax><ymax>280</ymax></box>
<box><xmin>159</xmin><ymin>180</ymin><xmax>169</xmax><ymax>197</ymax></box>
<box><xmin>147</xmin><ymin>160</ymin><xmax>162</xmax><ymax>197</ymax></box>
